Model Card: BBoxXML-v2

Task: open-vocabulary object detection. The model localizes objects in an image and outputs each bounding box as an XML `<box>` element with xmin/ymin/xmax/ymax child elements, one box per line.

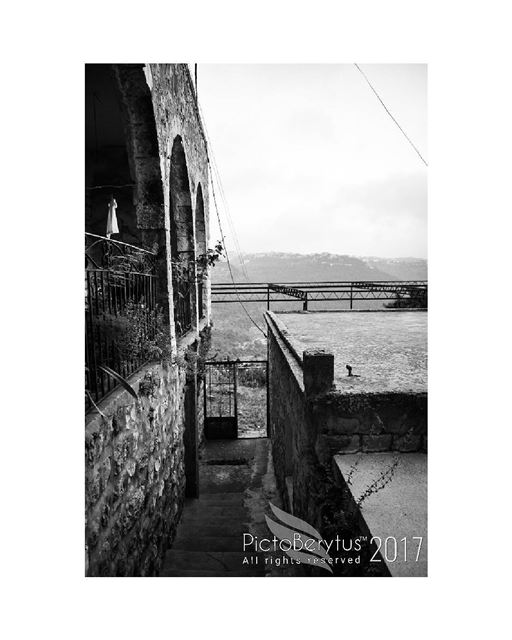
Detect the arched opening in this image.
<box><xmin>85</xmin><ymin>64</ymin><xmax>138</xmax><ymax>243</ymax></box>
<box><xmin>85</xmin><ymin>63</ymin><xmax>165</xmax><ymax>250</ymax></box>
<box><xmin>170</xmin><ymin>136</ymin><xmax>195</xmax><ymax>336</ymax></box>
<box><xmin>85</xmin><ymin>64</ymin><xmax>171</xmax><ymax>405</ymax></box>
<box><xmin>195</xmin><ymin>184</ymin><xmax>206</xmax><ymax>320</ymax></box>
<box><xmin>113</xmin><ymin>64</ymin><xmax>165</xmax><ymax>240</ymax></box>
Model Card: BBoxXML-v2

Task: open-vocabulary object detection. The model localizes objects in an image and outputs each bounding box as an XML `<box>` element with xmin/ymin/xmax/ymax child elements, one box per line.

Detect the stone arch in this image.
<box><xmin>170</xmin><ymin>136</ymin><xmax>194</xmax><ymax>257</ymax></box>
<box><xmin>112</xmin><ymin>64</ymin><xmax>165</xmax><ymax>242</ymax></box>
<box><xmin>85</xmin><ymin>64</ymin><xmax>165</xmax><ymax>246</ymax></box>
<box><xmin>195</xmin><ymin>184</ymin><xmax>207</xmax><ymax>320</ymax></box>
<box><xmin>195</xmin><ymin>183</ymin><xmax>206</xmax><ymax>258</ymax></box>
<box><xmin>170</xmin><ymin>136</ymin><xmax>195</xmax><ymax>335</ymax></box>
<box><xmin>85</xmin><ymin>64</ymin><xmax>138</xmax><ymax>243</ymax></box>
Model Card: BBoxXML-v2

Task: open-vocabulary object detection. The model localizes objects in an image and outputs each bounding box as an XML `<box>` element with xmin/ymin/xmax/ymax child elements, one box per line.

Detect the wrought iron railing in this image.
<box><xmin>174</xmin><ymin>274</ymin><xmax>193</xmax><ymax>337</ymax></box>
<box><xmin>198</xmin><ymin>280</ymin><xmax>205</xmax><ymax>319</ymax></box>
<box><xmin>85</xmin><ymin>233</ymin><xmax>158</xmax><ymax>408</ymax></box>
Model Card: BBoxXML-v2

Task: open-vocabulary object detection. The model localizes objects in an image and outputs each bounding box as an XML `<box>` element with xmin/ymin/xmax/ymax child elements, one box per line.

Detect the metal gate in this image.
<box><xmin>203</xmin><ymin>360</ymin><xmax>268</xmax><ymax>439</ymax></box>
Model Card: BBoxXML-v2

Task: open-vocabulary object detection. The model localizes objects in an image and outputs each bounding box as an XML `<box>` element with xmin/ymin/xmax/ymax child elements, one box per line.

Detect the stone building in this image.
<box><xmin>85</xmin><ymin>64</ymin><xmax>211</xmax><ymax>576</ymax></box>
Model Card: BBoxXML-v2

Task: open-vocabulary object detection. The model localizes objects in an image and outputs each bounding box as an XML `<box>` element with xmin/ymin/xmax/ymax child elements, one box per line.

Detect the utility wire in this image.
<box><xmin>207</xmin><ymin>139</ymin><xmax>250</xmax><ymax>281</ymax></box>
<box><xmin>196</xmin><ymin>99</ymin><xmax>251</xmax><ymax>281</ymax></box>
<box><xmin>192</xmin><ymin>72</ymin><xmax>266</xmax><ymax>336</ymax></box>
<box><xmin>212</xmin><ymin>157</ymin><xmax>250</xmax><ymax>281</ymax></box>
<box><xmin>200</xmin><ymin>107</ymin><xmax>249</xmax><ymax>280</ymax></box>
<box><xmin>208</xmin><ymin>164</ymin><xmax>267</xmax><ymax>337</ymax></box>
<box><xmin>354</xmin><ymin>63</ymin><xmax>428</xmax><ymax>167</ymax></box>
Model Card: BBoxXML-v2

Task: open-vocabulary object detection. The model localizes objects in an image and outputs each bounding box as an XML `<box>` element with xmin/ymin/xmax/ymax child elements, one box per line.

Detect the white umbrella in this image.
<box><xmin>106</xmin><ymin>195</ymin><xmax>119</xmax><ymax>238</ymax></box>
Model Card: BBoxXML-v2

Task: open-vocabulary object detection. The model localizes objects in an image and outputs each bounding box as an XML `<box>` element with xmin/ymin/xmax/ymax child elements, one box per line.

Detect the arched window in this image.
<box><xmin>170</xmin><ymin>136</ymin><xmax>195</xmax><ymax>336</ymax></box>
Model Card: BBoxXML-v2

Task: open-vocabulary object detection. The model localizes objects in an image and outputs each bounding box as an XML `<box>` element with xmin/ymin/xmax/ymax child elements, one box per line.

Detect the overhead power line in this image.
<box><xmin>354</xmin><ymin>63</ymin><xmax>428</xmax><ymax>167</ymax></box>
<box><xmin>209</xmin><ymin>149</ymin><xmax>251</xmax><ymax>281</ymax></box>
<box><xmin>208</xmin><ymin>165</ymin><xmax>267</xmax><ymax>337</ymax></box>
<box><xmin>192</xmin><ymin>72</ymin><xmax>266</xmax><ymax>336</ymax></box>
<box><xmin>195</xmin><ymin>98</ymin><xmax>250</xmax><ymax>281</ymax></box>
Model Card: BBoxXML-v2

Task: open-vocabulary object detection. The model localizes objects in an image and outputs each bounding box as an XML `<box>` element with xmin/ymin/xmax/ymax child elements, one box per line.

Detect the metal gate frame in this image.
<box><xmin>203</xmin><ymin>359</ymin><xmax>268</xmax><ymax>439</ymax></box>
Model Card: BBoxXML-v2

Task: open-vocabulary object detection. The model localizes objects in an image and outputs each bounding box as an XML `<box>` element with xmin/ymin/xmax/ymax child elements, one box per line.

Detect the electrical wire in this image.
<box><xmin>191</xmin><ymin>68</ymin><xmax>265</xmax><ymax>335</ymax></box>
<box><xmin>208</xmin><ymin>165</ymin><xmax>267</xmax><ymax>337</ymax></box>
<box><xmin>199</xmin><ymin>103</ymin><xmax>250</xmax><ymax>280</ymax></box>
<box><xmin>354</xmin><ymin>63</ymin><xmax>428</xmax><ymax>167</ymax></box>
<box><xmin>196</xmin><ymin>99</ymin><xmax>251</xmax><ymax>281</ymax></box>
<box><xmin>212</xmin><ymin>157</ymin><xmax>250</xmax><ymax>281</ymax></box>
<box><xmin>211</xmin><ymin>157</ymin><xmax>250</xmax><ymax>281</ymax></box>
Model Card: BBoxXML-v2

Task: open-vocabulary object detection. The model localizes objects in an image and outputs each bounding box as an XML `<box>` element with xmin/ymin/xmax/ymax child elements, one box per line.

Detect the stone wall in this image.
<box><xmin>85</xmin><ymin>363</ymin><xmax>188</xmax><ymax>577</ymax></box>
<box><xmin>86</xmin><ymin>63</ymin><xmax>211</xmax><ymax>338</ymax></box>
<box><xmin>312</xmin><ymin>392</ymin><xmax>427</xmax><ymax>466</ymax></box>
<box><xmin>265</xmin><ymin>311</ymin><xmax>427</xmax><ymax>537</ymax></box>
<box><xmin>146</xmin><ymin>63</ymin><xmax>211</xmax><ymax>328</ymax></box>
<box><xmin>85</xmin><ymin>65</ymin><xmax>213</xmax><ymax>576</ymax></box>
<box><xmin>267</xmin><ymin>328</ymin><xmax>305</xmax><ymax>514</ymax></box>
<box><xmin>266</xmin><ymin>316</ymin><xmax>329</xmax><ymax>529</ymax></box>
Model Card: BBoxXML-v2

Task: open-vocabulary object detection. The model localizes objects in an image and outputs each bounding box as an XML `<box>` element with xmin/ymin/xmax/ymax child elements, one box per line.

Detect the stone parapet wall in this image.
<box><xmin>85</xmin><ymin>362</ymin><xmax>187</xmax><ymax>577</ymax></box>
<box><xmin>312</xmin><ymin>391</ymin><xmax>427</xmax><ymax>465</ymax></box>
<box><xmin>266</xmin><ymin>314</ymin><xmax>329</xmax><ymax>529</ymax></box>
<box><xmin>267</xmin><ymin>325</ymin><xmax>306</xmax><ymax>515</ymax></box>
<box><xmin>265</xmin><ymin>311</ymin><xmax>427</xmax><ymax>538</ymax></box>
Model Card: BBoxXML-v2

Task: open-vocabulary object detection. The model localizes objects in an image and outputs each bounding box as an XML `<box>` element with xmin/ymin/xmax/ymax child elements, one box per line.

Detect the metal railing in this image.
<box><xmin>85</xmin><ymin>233</ymin><xmax>158</xmax><ymax>408</ymax></box>
<box><xmin>211</xmin><ymin>281</ymin><xmax>428</xmax><ymax>309</ymax></box>
<box><xmin>198</xmin><ymin>280</ymin><xmax>205</xmax><ymax>319</ymax></box>
<box><xmin>174</xmin><ymin>274</ymin><xmax>193</xmax><ymax>337</ymax></box>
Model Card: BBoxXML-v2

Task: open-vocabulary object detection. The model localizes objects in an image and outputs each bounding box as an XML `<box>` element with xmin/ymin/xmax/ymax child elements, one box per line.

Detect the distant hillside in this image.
<box><xmin>211</xmin><ymin>252</ymin><xmax>427</xmax><ymax>283</ymax></box>
<box><xmin>360</xmin><ymin>257</ymin><xmax>427</xmax><ymax>281</ymax></box>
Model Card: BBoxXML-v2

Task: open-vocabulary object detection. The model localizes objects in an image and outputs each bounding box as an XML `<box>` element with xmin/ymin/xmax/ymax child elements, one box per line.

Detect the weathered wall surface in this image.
<box><xmin>85</xmin><ymin>65</ymin><xmax>213</xmax><ymax>576</ymax></box>
<box><xmin>85</xmin><ymin>363</ymin><xmax>188</xmax><ymax>577</ymax></box>
<box><xmin>147</xmin><ymin>63</ymin><xmax>211</xmax><ymax>328</ymax></box>
<box><xmin>102</xmin><ymin>63</ymin><xmax>211</xmax><ymax>339</ymax></box>
<box><xmin>265</xmin><ymin>311</ymin><xmax>427</xmax><ymax>537</ymax></box>
<box><xmin>268</xmin><ymin>329</ymin><xmax>303</xmax><ymax>514</ymax></box>
<box><xmin>147</xmin><ymin>63</ymin><xmax>209</xmax><ymax>216</ymax></box>
<box><xmin>312</xmin><ymin>392</ymin><xmax>427</xmax><ymax>465</ymax></box>
<box><xmin>266</xmin><ymin>315</ymin><xmax>328</xmax><ymax>529</ymax></box>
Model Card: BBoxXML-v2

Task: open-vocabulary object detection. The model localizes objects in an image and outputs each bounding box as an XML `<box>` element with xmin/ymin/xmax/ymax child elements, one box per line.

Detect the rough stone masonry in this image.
<box><xmin>265</xmin><ymin>310</ymin><xmax>427</xmax><ymax>538</ymax></box>
<box><xmin>85</xmin><ymin>64</ymin><xmax>211</xmax><ymax>576</ymax></box>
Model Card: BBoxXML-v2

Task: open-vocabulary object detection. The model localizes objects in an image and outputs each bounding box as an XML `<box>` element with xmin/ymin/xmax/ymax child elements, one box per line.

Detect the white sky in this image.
<box><xmin>198</xmin><ymin>64</ymin><xmax>427</xmax><ymax>259</ymax></box>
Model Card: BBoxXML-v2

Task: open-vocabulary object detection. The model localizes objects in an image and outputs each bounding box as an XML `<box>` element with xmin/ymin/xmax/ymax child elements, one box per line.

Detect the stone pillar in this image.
<box><xmin>303</xmin><ymin>349</ymin><xmax>334</xmax><ymax>397</ymax></box>
<box><xmin>184</xmin><ymin>349</ymin><xmax>199</xmax><ymax>498</ymax></box>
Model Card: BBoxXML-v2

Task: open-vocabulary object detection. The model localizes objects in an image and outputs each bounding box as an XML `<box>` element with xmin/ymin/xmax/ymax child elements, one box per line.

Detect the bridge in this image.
<box><xmin>211</xmin><ymin>281</ymin><xmax>428</xmax><ymax>310</ymax></box>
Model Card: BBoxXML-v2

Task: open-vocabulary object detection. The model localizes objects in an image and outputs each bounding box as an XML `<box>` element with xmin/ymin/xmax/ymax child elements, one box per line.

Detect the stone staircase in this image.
<box><xmin>160</xmin><ymin>439</ymin><xmax>270</xmax><ymax>577</ymax></box>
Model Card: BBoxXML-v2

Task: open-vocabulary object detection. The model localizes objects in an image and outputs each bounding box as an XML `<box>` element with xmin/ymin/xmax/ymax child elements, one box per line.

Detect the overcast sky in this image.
<box><xmin>198</xmin><ymin>64</ymin><xmax>427</xmax><ymax>259</ymax></box>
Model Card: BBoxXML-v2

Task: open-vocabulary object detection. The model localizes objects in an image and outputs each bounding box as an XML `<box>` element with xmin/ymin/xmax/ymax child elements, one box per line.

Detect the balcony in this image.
<box><xmin>85</xmin><ymin>233</ymin><xmax>158</xmax><ymax>408</ymax></box>
<box><xmin>173</xmin><ymin>253</ymin><xmax>200</xmax><ymax>337</ymax></box>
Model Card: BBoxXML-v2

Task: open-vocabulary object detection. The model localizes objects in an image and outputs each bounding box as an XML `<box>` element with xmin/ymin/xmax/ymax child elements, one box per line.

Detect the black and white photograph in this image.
<box><xmin>85</xmin><ymin>63</ymin><xmax>427</xmax><ymax>577</ymax></box>
<box><xmin>4</xmin><ymin>2</ymin><xmax>510</xmax><ymax>637</ymax></box>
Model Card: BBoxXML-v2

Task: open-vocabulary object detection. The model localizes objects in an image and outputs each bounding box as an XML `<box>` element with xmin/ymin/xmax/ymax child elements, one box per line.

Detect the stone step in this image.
<box><xmin>200</xmin><ymin>487</ymin><xmax>249</xmax><ymax>494</ymax></box>
<box><xmin>162</xmin><ymin>569</ymin><xmax>265</xmax><ymax>577</ymax></box>
<box><xmin>161</xmin><ymin>550</ymin><xmax>264</xmax><ymax>575</ymax></box>
<box><xmin>175</xmin><ymin>522</ymin><xmax>247</xmax><ymax>538</ymax></box>
<box><xmin>181</xmin><ymin>504</ymin><xmax>247</xmax><ymax>520</ymax></box>
<box><xmin>184</xmin><ymin>493</ymin><xmax>245</xmax><ymax>505</ymax></box>
<box><xmin>172</xmin><ymin>535</ymin><xmax>242</xmax><ymax>552</ymax></box>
